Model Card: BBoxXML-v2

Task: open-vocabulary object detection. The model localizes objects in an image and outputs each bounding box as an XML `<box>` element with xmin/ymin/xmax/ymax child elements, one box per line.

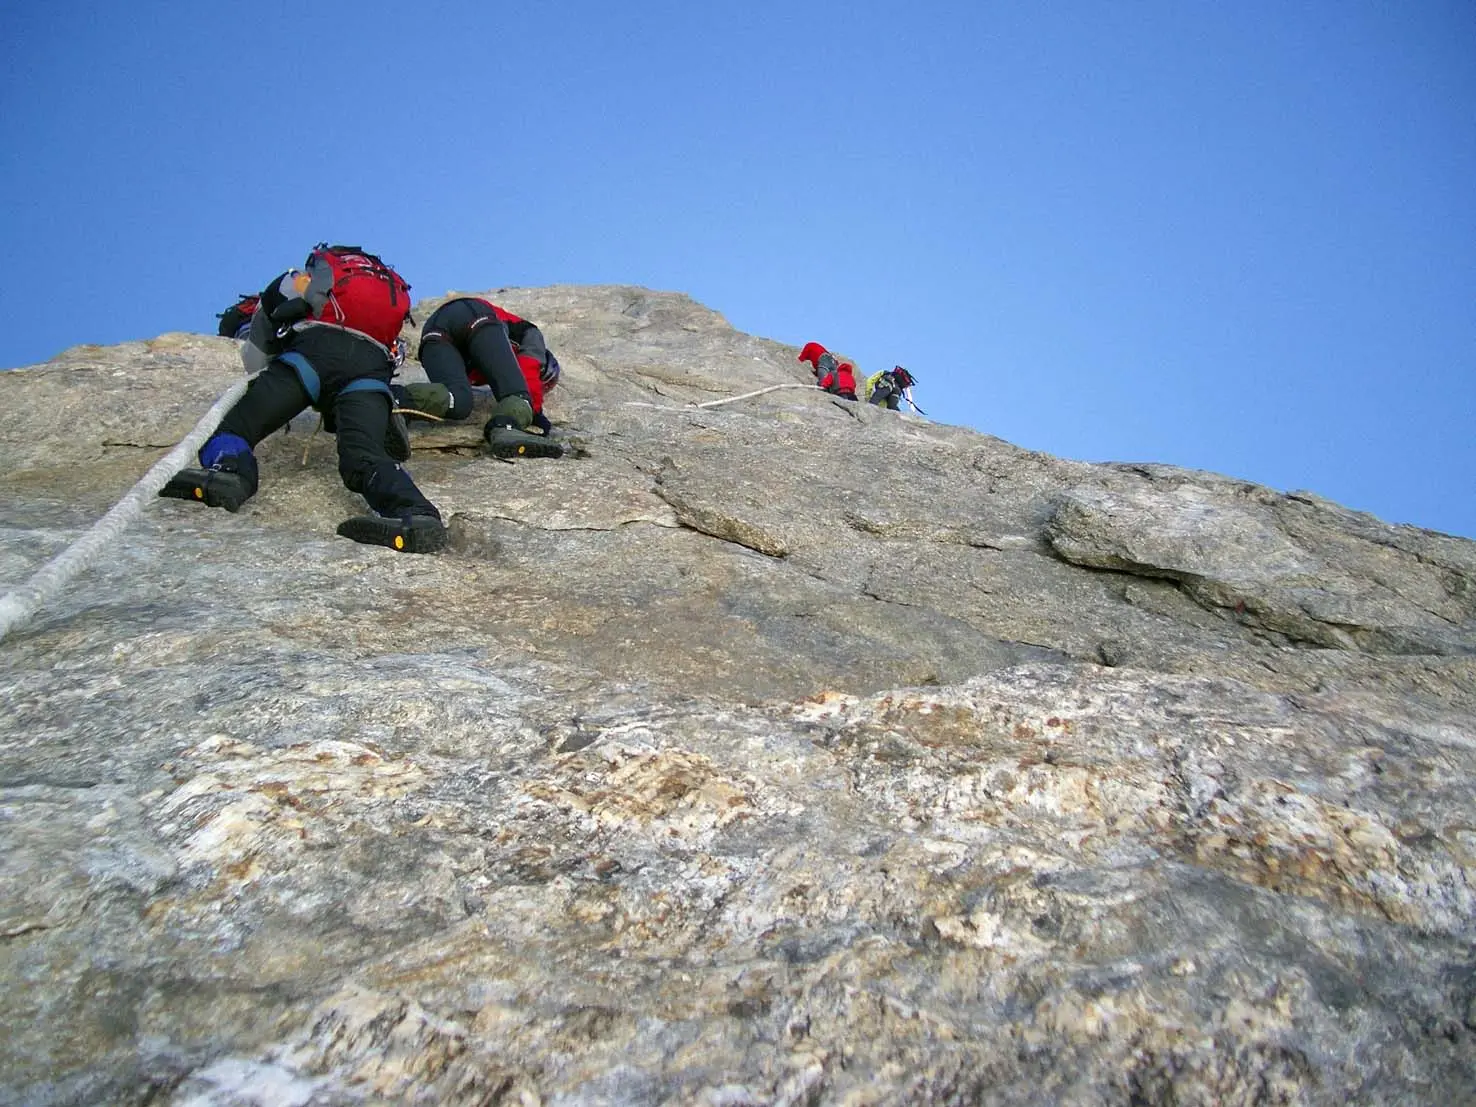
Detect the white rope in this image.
<box><xmin>621</xmin><ymin>383</ymin><xmax>837</xmax><ymax>416</ymax></box>
<box><xmin>692</xmin><ymin>383</ymin><xmax>816</xmax><ymax>409</ymax></box>
<box><xmin>0</xmin><ymin>377</ymin><xmax>250</xmax><ymax>644</ymax></box>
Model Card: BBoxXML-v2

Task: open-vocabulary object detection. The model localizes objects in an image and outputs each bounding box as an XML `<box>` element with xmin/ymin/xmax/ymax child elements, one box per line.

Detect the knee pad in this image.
<box><xmin>199</xmin><ymin>433</ymin><xmax>259</xmax><ymax>493</ymax></box>
<box><xmin>200</xmin><ymin>432</ymin><xmax>251</xmax><ymax>468</ymax></box>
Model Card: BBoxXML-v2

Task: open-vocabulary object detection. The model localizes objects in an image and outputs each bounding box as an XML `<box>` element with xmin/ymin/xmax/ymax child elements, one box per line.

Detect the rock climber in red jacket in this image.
<box><xmin>798</xmin><ymin>341</ymin><xmax>858</xmax><ymax>401</ymax></box>
<box><xmin>405</xmin><ymin>297</ymin><xmax>564</xmax><ymax>458</ymax></box>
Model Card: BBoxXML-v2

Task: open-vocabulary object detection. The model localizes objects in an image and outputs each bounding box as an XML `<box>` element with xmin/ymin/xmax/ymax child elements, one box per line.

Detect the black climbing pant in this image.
<box><xmin>216</xmin><ymin>356</ymin><xmax>438</xmax><ymax>521</ymax></box>
<box><xmin>418</xmin><ymin>298</ymin><xmax>528</xmax><ymax>419</ymax></box>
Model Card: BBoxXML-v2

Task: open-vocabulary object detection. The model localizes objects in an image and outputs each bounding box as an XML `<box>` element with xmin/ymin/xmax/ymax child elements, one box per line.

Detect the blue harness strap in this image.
<box><xmin>276</xmin><ymin>351</ymin><xmax>321</xmax><ymax>405</ymax></box>
<box><xmin>338</xmin><ymin>378</ymin><xmax>395</xmax><ymax>401</ymax></box>
<box><xmin>276</xmin><ymin>352</ymin><xmax>393</xmax><ymax>408</ymax></box>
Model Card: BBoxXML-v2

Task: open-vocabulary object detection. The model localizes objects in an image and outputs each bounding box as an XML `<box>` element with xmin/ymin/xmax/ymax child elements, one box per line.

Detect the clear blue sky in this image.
<box><xmin>2</xmin><ymin>1</ymin><xmax>1473</xmax><ymax>538</ymax></box>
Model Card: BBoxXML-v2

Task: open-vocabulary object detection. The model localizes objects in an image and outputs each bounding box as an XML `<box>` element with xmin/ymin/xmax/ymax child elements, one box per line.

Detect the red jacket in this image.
<box><xmin>821</xmin><ymin>360</ymin><xmax>857</xmax><ymax>398</ymax></box>
<box><xmin>798</xmin><ymin>341</ymin><xmax>857</xmax><ymax>399</ymax></box>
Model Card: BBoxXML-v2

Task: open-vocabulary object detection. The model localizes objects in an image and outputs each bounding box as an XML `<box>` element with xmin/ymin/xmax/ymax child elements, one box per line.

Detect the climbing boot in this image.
<box><xmin>483</xmin><ymin>424</ymin><xmax>564</xmax><ymax>459</ymax></box>
<box><xmin>159</xmin><ymin>468</ymin><xmax>254</xmax><ymax>513</ymax></box>
<box><xmin>336</xmin><ymin>512</ymin><xmax>447</xmax><ymax>554</ymax></box>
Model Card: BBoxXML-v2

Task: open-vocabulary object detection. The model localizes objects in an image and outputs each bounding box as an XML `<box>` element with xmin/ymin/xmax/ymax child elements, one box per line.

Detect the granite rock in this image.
<box><xmin>1</xmin><ymin>286</ymin><xmax>1473</xmax><ymax>1105</ymax></box>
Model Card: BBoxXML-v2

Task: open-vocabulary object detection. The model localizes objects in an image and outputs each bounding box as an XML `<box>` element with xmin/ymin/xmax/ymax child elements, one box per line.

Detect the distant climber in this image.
<box><xmin>406</xmin><ymin>297</ymin><xmax>563</xmax><ymax>458</ymax></box>
<box><xmin>161</xmin><ymin>243</ymin><xmax>447</xmax><ymax>554</ymax></box>
<box><xmin>215</xmin><ymin>293</ymin><xmax>260</xmax><ymax>340</ymax></box>
<box><xmin>798</xmin><ymin>341</ymin><xmax>858</xmax><ymax>401</ymax></box>
<box><xmin>865</xmin><ymin>365</ymin><xmax>920</xmax><ymax>412</ymax></box>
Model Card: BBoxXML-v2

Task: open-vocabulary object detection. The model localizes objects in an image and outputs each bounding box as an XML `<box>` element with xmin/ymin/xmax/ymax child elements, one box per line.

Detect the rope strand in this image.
<box><xmin>0</xmin><ymin>377</ymin><xmax>249</xmax><ymax>644</ymax></box>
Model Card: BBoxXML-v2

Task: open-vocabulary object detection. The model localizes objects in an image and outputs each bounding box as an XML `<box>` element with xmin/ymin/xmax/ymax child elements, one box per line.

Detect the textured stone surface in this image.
<box><xmin>1</xmin><ymin>286</ymin><xmax>1473</xmax><ymax>1105</ymax></box>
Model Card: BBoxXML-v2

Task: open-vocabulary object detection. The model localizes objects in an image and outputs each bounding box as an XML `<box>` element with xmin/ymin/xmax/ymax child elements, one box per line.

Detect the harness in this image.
<box><xmin>277</xmin><ymin>351</ymin><xmax>394</xmax><ymax>410</ymax></box>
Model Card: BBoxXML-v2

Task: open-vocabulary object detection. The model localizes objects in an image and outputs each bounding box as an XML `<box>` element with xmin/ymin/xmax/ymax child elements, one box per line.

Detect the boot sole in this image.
<box><xmin>336</xmin><ymin>516</ymin><xmax>447</xmax><ymax>554</ymax></box>
<box><xmin>484</xmin><ymin>436</ymin><xmax>565</xmax><ymax>460</ymax></box>
<box><xmin>159</xmin><ymin>469</ymin><xmax>250</xmax><ymax>513</ymax></box>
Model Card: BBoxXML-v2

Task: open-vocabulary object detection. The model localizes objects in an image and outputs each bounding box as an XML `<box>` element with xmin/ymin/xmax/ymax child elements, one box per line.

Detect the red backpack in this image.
<box><xmin>216</xmin><ymin>292</ymin><xmax>260</xmax><ymax>338</ymax></box>
<box><xmin>305</xmin><ymin>244</ymin><xmax>412</xmax><ymax>348</ymax></box>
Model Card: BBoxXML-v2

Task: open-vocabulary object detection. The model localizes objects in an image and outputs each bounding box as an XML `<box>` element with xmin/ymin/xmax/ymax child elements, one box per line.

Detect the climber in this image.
<box><xmin>798</xmin><ymin>341</ymin><xmax>858</xmax><ymax>401</ymax></box>
<box><xmin>215</xmin><ymin>292</ymin><xmax>260</xmax><ymax>340</ymax></box>
<box><xmin>405</xmin><ymin>297</ymin><xmax>564</xmax><ymax>459</ymax></box>
<box><xmin>160</xmin><ymin>244</ymin><xmax>447</xmax><ymax>554</ymax></box>
<box><xmin>865</xmin><ymin>365</ymin><xmax>919</xmax><ymax>412</ymax></box>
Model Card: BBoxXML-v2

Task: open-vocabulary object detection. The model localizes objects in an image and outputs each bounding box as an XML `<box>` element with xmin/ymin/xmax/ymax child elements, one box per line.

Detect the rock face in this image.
<box><xmin>1</xmin><ymin>285</ymin><xmax>1473</xmax><ymax>1106</ymax></box>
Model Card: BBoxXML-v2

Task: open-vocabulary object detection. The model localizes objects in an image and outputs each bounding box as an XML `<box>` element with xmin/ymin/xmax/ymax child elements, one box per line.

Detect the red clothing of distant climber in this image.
<box><xmin>798</xmin><ymin>341</ymin><xmax>857</xmax><ymax>400</ymax></box>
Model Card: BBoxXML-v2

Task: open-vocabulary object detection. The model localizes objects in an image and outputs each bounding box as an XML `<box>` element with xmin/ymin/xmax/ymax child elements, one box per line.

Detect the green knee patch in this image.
<box><xmin>490</xmin><ymin>394</ymin><xmax>534</xmax><ymax>430</ymax></box>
